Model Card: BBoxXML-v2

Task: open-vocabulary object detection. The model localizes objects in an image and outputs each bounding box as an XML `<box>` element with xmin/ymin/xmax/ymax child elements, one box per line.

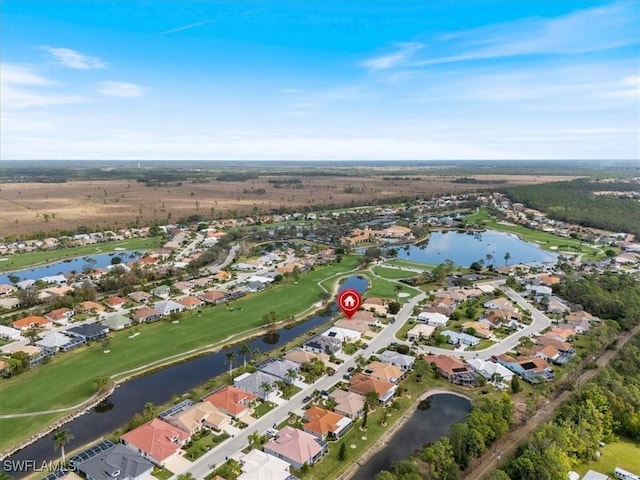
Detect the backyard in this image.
<box><xmin>574</xmin><ymin>439</ymin><xmax>640</xmax><ymax>477</ymax></box>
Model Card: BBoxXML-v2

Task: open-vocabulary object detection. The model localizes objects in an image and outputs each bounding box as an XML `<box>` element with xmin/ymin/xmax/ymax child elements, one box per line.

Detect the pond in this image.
<box><xmin>395</xmin><ymin>230</ymin><xmax>557</xmax><ymax>267</ymax></box>
<box><xmin>351</xmin><ymin>393</ymin><xmax>472</xmax><ymax>479</ymax></box>
<box><xmin>5</xmin><ymin>275</ymin><xmax>369</xmax><ymax>477</ymax></box>
<box><xmin>0</xmin><ymin>251</ymin><xmax>144</xmax><ymax>285</ymax></box>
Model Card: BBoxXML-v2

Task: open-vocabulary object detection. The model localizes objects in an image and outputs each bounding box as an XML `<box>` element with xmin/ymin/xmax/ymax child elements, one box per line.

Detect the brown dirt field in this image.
<box><xmin>0</xmin><ymin>174</ymin><xmax>577</xmax><ymax>236</ymax></box>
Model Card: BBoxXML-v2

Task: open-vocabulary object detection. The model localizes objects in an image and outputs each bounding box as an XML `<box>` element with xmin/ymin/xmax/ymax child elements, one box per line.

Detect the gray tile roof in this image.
<box><xmin>76</xmin><ymin>444</ymin><xmax>153</xmax><ymax>480</ymax></box>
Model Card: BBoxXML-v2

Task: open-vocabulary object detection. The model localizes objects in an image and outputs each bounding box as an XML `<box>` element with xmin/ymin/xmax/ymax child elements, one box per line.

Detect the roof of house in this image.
<box><xmin>178</xmin><ymin>296</ymin><xmax>204</xmax><ymax>307</ymax></box>
<box><xmin>365</xmin><ymin>361</ymin><xmax>403</xmax><ymax>383</ymax></box>
<box><xmin>75</xmin><ymin>444</ymin><xmax>153</xmax><ymax>480</ymax></box>
<box><xmin>264</xmin><ymin>426</ymin><xmax>324</xmax><ymax>466</ymax></box>
<box><xmin>66</xmin><ymin>323</ymin><xmax>109</xmax><ymax>338</ymax></box>
<box><xmin>234</xmin><ymin>371</ymin><xmax>280</xmax><ymax>397</ymax></box>
<box><xmin>406</xmin><ymin>324</ymin><xmax>436</xmax><ymax>338</ymax></box>
<box><xmin>423</xmin><ymin>354</ymin><xmax>471</xmax><ymax>376</ymax></box>
<box><xmin>166</xmin><ymin>402</ymin><xmax>228</xmax><ymax>433</ymax></box>
<box><xmin>283</xmin><ymin>349</ymin><xmax>329</xmax><ymax>366</ymax></box>
<box><xmin>105</xmin><ymin>296</ymin><xmax>126</xmax><ymax>307</ymax></box>
<box><xmin>348</xmin><ymin>372</ymin><xmax>395</xmax><ymax>397</ymax></box>
<box><xmin>35</xmin><ymin>332</ymin><xmax>75</xmax><ymax>349</ymax></box>
<box><xmin>517</xmin><ymin>356</ymin><xmax>551</xmax><ymax>373</ymax></box>
<box><xmin>334</xmin><ymin>318</ymin><xmax>370</xmax><ymax>334</ymax></box>
<box><xmin>204</xmin><ymin>385</ymin><xmax>257</xmax><ymax>416</ymax></box>
<box><xmin>237</xmin><ymin>449</ymin><xmax>291</xmax><ymax>480</ymax></box>
<box><xmin>483</xmin><ymin>298</ymin><xmax>515</xmax><ymax>311</ymax></box>
<box><xmin>132</xmin><ymin>307</ymin><xmax>162</xmax><ymax>320</ymax></box>
<box><xmin>76</xmin><ymin>301</ymin><xmax>105</xmax><ymax>312</ymax></box>
<box><xmin>417</xmin><ymin>311</ymin><xmax>449</xmax><ymax>324</ymax></box>
<box><xmin>461</xmin><ymin>321</ymin><xmax>493</xmax><ymax>338</ymax></box>
<box><xmin>258</xmin><ymin>358</ymin><xmax>300</xmax><ymax>380</ymax></box>
<box><xmin>154</xmin><ymin>300</ymin><xmax>185</xmax><ymax>315</ymax></box>
<box><xmin>582</xmin><ymin>470</ymin><xmax>610</xmax><ymax>480</ymax></box>
<box><xmin>200</xmin><ymin>290</ymin><xmax>226</xmax><ymax>301</ymax></box>
<box><xmin>303</xmin><ymin>406</ymin><xmax>349</xmax><ymax>436</ymax></box>
<box><xmin>442</xmin><ymin>329</ymin><xmax>480</xmax><ymax>344</ymax></box>
<box><xmin>128</xmin><ymin>291</ymin><xmax>151</xmax><ymax>301</ymax></box>
<box><xmin>329</xmin><ymin>390</ymin><xmax>365</xmax><ymax>417</ymax></box>
<box><xmin>545</xmin><ymin>327</ymin><xmax>574</xmax><ymax>340</ymax></box>
<box><xmin>121</xmin><ymin>418</ymin><xmax>189</xmax><ymax>462</ymax></box>
<box><xmin>534</xmin><ymin>345</ymin><xmax>560</xmax><ymax>359</ymax></box>
<box><xmin>466</xmin><ymin>358</ymin><xmax>513</xmax><ymax>378</ymax></box>
<box><xmin>101</xmin><ymin>315</ymin><xmax>132</xmax><ymax>329</ymax></box>
<box><xmin>379</xmin><ymin>350</ymin><xmax>415</xmax><ymax>368</ymax></box>
<box><xmin>12</xmin><ymin>315</ymin><xmax>51</xmax><ymax>329</ymax></box>
<box><xmin>45</xmin><ymin>308</ymin><xmax>73</xmax><ymax>321</ymax></box>
<box><xmin>362</xmin><ymin>297</ymin><xmax>385</xmax><ymax>306</ymax></box>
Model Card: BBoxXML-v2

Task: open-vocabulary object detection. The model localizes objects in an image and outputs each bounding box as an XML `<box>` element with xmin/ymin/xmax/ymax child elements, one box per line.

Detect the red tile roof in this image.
<box><xmin>121</xmin><ymin>418</ymin><xmax>189</xmax><ymax>462</ymax></box>
<box><xmin>12</xmin><ymin>316</ymin><xmax>51</xmax><ymax>329</ymax></box>
<box><xmin>204</xmin><ymin>385</ymin><xmax>256</xmax><ymax>416</ymax></box>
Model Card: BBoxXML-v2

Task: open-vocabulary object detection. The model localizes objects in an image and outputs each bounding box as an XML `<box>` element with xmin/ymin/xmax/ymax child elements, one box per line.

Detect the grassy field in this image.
<box><xmin>0</xmin><ymin>237</ymin><xmax>162</xmax><ymax>272</ymax></box>
<box><xmin>464</xmin><ymin>209</ymin><xmax>607</xmax><ymax>260</ymax></box>
<box><xmin>0</xmin><ymin>256</ymin><xmax>361</xmax><ymax>451</ymax></box>
<box><xmin>372</xmin><ymin>266</ymin><xmax>417</xmax><ymax>280</ymax></box>
<box><xmin>361</xmin><ymin>272</ymin><xmax>420</xmax><ymax>303</ymax></box>
<box><xmin>575</xmin><ymin>439</ymin><xmax>640</xmax><ymax>477</ymax></box>
<box><xmin>385</xmin><ymin>258</ymin><xmax>437</xmax><ymax>271</ymax></box>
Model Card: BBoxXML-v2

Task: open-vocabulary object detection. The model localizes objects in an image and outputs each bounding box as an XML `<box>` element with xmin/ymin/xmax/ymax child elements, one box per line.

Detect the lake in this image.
<box><xmin>351</xmin><ymin>393</ymin><xmax>472</xmax><ymax>479</ymax></box>
<box><xmin>395</xmin><ymin>230</ymin><xmax>557</xmax><ymax>267</ymax></box>
<box><xmin>0</xmin><ymin>251</ymin><xmax>144</xmax><ymax>285</ymax></box>
<box><xmin>4</xmin><ymin>275</ymin><xmax>369</xmax><ymax>478</ymax></box>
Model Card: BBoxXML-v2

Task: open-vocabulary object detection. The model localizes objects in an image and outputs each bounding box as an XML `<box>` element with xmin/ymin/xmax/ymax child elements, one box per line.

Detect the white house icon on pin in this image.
<box><xmin>343</xmin><ymin>295</ymin><xmax>356</xmax><ymax>307</ymax></box>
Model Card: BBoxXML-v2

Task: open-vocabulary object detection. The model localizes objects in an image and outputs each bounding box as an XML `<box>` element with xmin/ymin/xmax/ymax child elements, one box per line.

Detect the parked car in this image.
<box><xmin>343</xmin><ymin>374</ymin><xmax>352</xmax><ymax>380</ymax></box>
<box><xmin>303</xmin><ymin>395</ymin><xmax>312</xmax><ymax>403</ymax></box>
<box><xmin>347</xmin><ymin>366</ymin><xmax>355</xmax><ymax>372</ymax></box>
<box><xmin>266</xmin><ymin>428</ymin><xmax>278</xmax><ymax>437</ymax></box>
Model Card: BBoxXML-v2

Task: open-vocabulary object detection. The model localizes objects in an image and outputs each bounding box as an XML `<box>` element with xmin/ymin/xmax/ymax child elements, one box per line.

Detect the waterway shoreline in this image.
<box><xmin>342</xmin><ymin>389</ymin><xmax>472</xmax><ymax>480</ymax></box>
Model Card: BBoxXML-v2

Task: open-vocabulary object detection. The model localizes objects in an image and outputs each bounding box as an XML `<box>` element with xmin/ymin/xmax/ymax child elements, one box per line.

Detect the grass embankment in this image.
<box><xmin>464</xmin><ymin>209</ymin><xmax>606</xmax><ymax>260</ymax></box>
<box><xmin>575</xmin><ymin>439</ymin><xmax>640</xmax><ymax>477</ymax></box>
<box><xmin>372</xmin><ymin>266</ymin><xmax>417</xmax><ymax>280</ymax></box>
<box><xmin>0</xmin><ymin>237</ymin><xmax>163</xmax><ymax>272</ymax></box>
<box><xmin>0</xmin><ymin>256</ymin><xmax>360</xmax><ymax>451</ymax></box>
<box><xmin>385</xmin><ymin>259</ymin><xmax>437</xmax><ymax>271</ymax></box>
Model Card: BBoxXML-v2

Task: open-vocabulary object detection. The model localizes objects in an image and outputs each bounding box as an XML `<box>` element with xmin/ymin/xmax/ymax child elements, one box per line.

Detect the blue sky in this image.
<box><xmin>1</xmin><ymin>1</ymin><xmax>638</xmax><ymax>160</ymax></box>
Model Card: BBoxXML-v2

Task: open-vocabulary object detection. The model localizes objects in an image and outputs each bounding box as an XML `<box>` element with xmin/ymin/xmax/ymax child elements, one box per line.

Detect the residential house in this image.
<box><xmin>199</xmin><ymin>290</ymin><xmax>227</xmax><ymax>305</ymax></box>
<box><xmin>546</xmin><ymin>298</ymin><xmax>570</xmax><ymax>315</ymax></box>
<box><xmin>178</xmin><ymin>296</ymin><xmax>204</xmax><ymax>310</ymax></box>
<box><xmin>128</xmin><ymin>291</ymin><xmax>152</xmax><ymax>304</ymax></box>
<box><xmin>303</xmin><ymin>406</ymin><xmax>352</xmax><ymax>440</ymax></box>
<box><xmin>45</xmin><ymin>308</ymin><xmax>75</xmax><ymax>325</ymax></box>
<box><xmin>533</xmin><ymin>345</ymin><xmax>566</xmax><ymax>365</ymax></box>
<box><xmin>191</xmin><ymin>277</ymin><xmax>212</xmax><ymax>288</ymax></box>
<box><xmin>203</xmin><ymin>385</ymin><xmax>257</xmax><ymax>418</ymax></box>
<box><xmin>321</xmin><ymin>326</ymin><xmax>362</xmax><ymax>343</ymax></box>
<box><xmin>283</xmin><ymin>348</ymin><xmax>330</xmax><ymax>367</ymax></box>
<box><xmin>36</xmin><ymin>332</ymin><xmax>83</xmax><ymax>352</ymax></box>
<box><xmin>105</xmin><ymin>296</ymin><xmax>126</xmax><ymax>309</ymax></box>
<box><xmin>495</xmin><ymin>354</ymin><xmax>554</xmax><ymax>383</ymax></box>
<box><xmin>150</xmin><ymin>285</ymin><xmax>171</xmax><ymax>299</ymax></box>
<box><xmin>12</xmin><ymin>315</ymin><xmax>52</xmax><ymax>331</ymax></box>
<box><xmin>65</xmin><ymin>323</ymin><xmax>109</xmax><ymax>342</ymax></box>
<box><xmin>75</xmin><ymin>301</ymin><xmax>105</xmax><ymax>315</ymax></box>
<box><xmin>378</xmin><ymin>350</ymin><xmax>415</xmax><ymax>372</ymax></box>
<box><xmin>461</xmin><ymin>321</ymin><xmax>493</xmax><ymax>339</ymax></box>
<box><xmin>423</xmin><ymin>354</ymin><xmax>478</xmax><ymax>386</ymax></box>
<box><xmin>348</xmin><ymin>373</ymin><xmax>397</xmax><ymax>405</ymax></box>
<box><xmin>173</xmin><ymin>281</ymin><xmax>195</xmax><ymax>295</ymax></box>
<box><xmin>233</xmin><ymin>371</ymin><xmax>280</xmax><ymax>401</ymax></box>
<box><xmin>364</xmin><ymin>361</ymin><xmax>403</xmax><ymax>383</ymax></box>
<box><xmin>0</xmin><ymin>325</ymin><xmax>22</xmax><ymax>340</ymax></box>
<box><xmin>466</xmin><ymin>358</ymin><xmax>514</xmax><ymax>385</ymax></box>
<box><xmin>361</xmin><ymin>297</ymin><xmax>387</xmax><ymax>315</ymax></box>
<box><xmin>544</xmin><ymin>327</ymin><xmax>574</xmax><ymax>342</ymax></box>
<box><xmin>257</xmin><ymin>358</ymin><xmax>301</xmax><ymax>384</ymax></box>
<box><xmin>154</xmin><ymin>300</ymin><xmax>185</xmax><ymax>317</ymax></box>
<box><xmin>479</xmin><ymin>310</ymin><xmax>520</xmax><ymax>329</ymax></box>
<box><xmin>164</xmin><ymin>401</ymin><xmax>230</xmax><ymax>434</ymax></box>
<box><xmin>417</xmin><ymin>311</ymin><xmax>449</xmax><ymax>327</ymax></box>
<box><xmin>74</xmin><ymin>443</ymin><xmax>153</xmax><ymax>480</ymax></box>
<box><xmin>132</xmin><ymin>307</ymin><xmax>162</xmax><ymax>323</ymax></box>
<box><xmin>441</xmin><ymin>329</ymin><xmax>481</xmax><ymax>347</ymax></box>
<box><xmin>263</xmin><ymin>426</ymin><xmax>328</xmax><ymax>470</ymax></box>
<box><xmin>483</xmin><ymin>298</ymin><xmax>515</xmax><ymax>312</ymax></box>
<box><xmin>406</xmin><ymin>324</ymin><xmax>435</xmax><ymax>342</ymax></box>
<box><xmin>329</xmin><ymin>390</ymin><xmax>365</xmax><ymax>419</ymax></box>
<box><xmin>0</xmin><ymin>284</ymin><xmax>18</xmax><ymax>296</ymax></box>
<box><xmin>303</xmin><ymin>334</ymin><xmax>342</xmax><ymax>355</ymax></box>
<box><xmin>101</xmin><ymin>314</ymin><xmax>133</xmax><ymax>331</ymax></box>
<box><xmin>334</xmin><ymin>318</ymin><xmax>372</xmax><ymax>336</ymax></box>
<box><xmin>237</xmin><ymin>449</ymin><xmax>293</xmax><ymax>480</ymax></box>
<box><xmin>582</xmin><ymin>470</ymin><xmax>610</xmax><ymax>480</ymax></box>
<box><xmin>121</xmin><ymin>418</ymin><xmax>190</xmax><ymax>467</ymax></box>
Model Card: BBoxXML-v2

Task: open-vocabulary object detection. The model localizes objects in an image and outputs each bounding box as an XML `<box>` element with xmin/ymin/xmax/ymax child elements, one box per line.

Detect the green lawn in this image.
<box><xmin>0</xmin><ymin>237</ymin><xmax>163</xmax><ymax>272</ymax></box>
<box><xmin>464</xmin><ymin>208</ymin><xmax>606</xmax><ymax>260</ymax></box>
<box><xmin>575</xmin><ymin>439</ymin><xmax>640</xmax><ymax>477</ymax></box>
<box><xmin>252</xmin><ymin>401</ymin><xmax>277</xmax><ymax>419</ymax></box>
<box><xmin>372</xmin><ymin>266</ymin><xmax>417</xmax><ymax>280</ymax></box>
<box><xmin>0</xmin><ymin>256</ymin><xmax>361</xmax><ymax>451</ymax></box>
<box><xmin>361</xmin><ymin>272</ymin><xmax>419</xmax><ymax>303</ymax></box>
<box><xmin>184</xmin><ymin>430</ymin><xmax>230</xmax><ymax>461</ymax></box>
<box><xmin>152</xmin><ymin>467</ymin><xmax>174</xmax><ymax>480</ymax></box>
<box><xmin>385</xmin><ymin>259</ymin><xmax>437</xmax><ymax>271</ymax></box>
<box><xmin>395</xmin><ymin>319</ymin><xmax>417</xmax><ymax>341</ymax></box>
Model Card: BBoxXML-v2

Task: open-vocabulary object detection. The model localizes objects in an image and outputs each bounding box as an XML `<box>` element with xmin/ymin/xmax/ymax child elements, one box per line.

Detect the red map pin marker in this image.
<box><xmin>337</xmin><ymin>289</ymin><xmax>362</xmax><ymax>319</ymax></box>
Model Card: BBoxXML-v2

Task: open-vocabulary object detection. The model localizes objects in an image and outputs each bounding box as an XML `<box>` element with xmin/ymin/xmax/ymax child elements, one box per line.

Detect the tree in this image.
<box><xmin>421</xmin><ymin>437</ymin><xmax>458</xmax><ymax>480</ymax></box>
<box><xmin>485</xmin><ymin>254</ymin><xmax>494</xmax><ymax>267</ymax></box>
<box><xmin>355</xmin><ymin>354</ymin><xmax>367</xmax><ymax>370</ymax></box>
<box><xmin>504</xmin><ymin>252</ymin><xmax>511</xmax><ymax>266</ymax></box>
<box><xmin>240</xmin><ymin>343</ymin><xmax>251</xmax><ymax>368</ymax></box>
<box><xmin>470</xmin><ymin>261</ymin><xmax>483</xmax><ymax>272</ymax></box>
<box><xmin>23</xmin><ymin>325</ymin><xmax>41</xmax><ymax>345</ymax></box>
<box><xmin>287</xmin><ymin>368</ymin><xmax>298</xmax><ymax>384</ymax></box>
<box><xmin>52</xmin><ymin>428</ymin><xmax>73</xmax><ymax>464</ymax></box>
<box><xmin>362</xmin><ymin>402</ymin><xmax>369</xmax><ymax>429</ymax></box>
<box><xmin>142</xmin><ymin>402</ymin><xmax>157</xmax><ymax>421</ymax></box>
<box><xmin>365</xmin><ymin>391</ymin><xmax>379</xmax><ymax>409</ymax></box>
<box><xmin>92</xmin><ymin>376</ymin><xmax>114</xmax><ymax>393</ymax></box>
<box><xmin>252</xmin><ymin>347</ymin><xmax>262</xmax><ymax>364</ymax></box>
<box><xmin>177</xmin><ymin>474</ymin><xmax>195</xmax><ymax>480</ymax></box>
<box><xmin>247</xmin><ymin>430</ymin><xmax>263</xmax><ymax>449</ymax></box>
<box><xmin>388</xmin><ymin>301</ymin><xmax>401</xmax><ymax>315</ymax></box>
<box><xmin>226</xmin><ymin>351</ymin><xmax>236</xmax><ymax>377</ymax></box>
<box><xmin>510</xmin><ymin>376</ymin><xmax>522</xmax><ymax>394</ymax></box>
<box><xmin>111</xmin><ymin>256</ymin><xmax>122</xmax><ymax>265</ymax></box>
<box><xmin>260</xmin><ymin>381</ymin><xmax>274</xmax><ymax>399</ymax></box>
<box><xmin>17</xmin><ymin>286</ymin><xmax>40</xmax><ymax>308</ymax></box>
<box><xmin>486</xmin><ymin>471</ymin><xmax>510</xmax><ymax>480</ymax></box>
<box><xmin>292</xmin><ymin>265</ymin><xmax>301</xmax><ymax>282</ymax></box>
<box><xmin>339</xmin><ymin>441</ymin><xmax>347</xmax><ymax>461</ymax></box>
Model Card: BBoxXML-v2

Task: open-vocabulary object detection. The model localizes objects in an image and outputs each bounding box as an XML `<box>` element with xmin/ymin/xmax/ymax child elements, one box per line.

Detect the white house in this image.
<box><xmin>321</xmin><ymin>326</ymin><xmax>361</xmax><ymax>343</ymax></box>
<box><xmin>466</xmin><ymin>358</ymin><xmax>514</xmax><ymax>385</ymax></box>
<box><xmin>417</xmin><ymin>311</ymin><xmax>449</xmax><ymax>327</ymax></box>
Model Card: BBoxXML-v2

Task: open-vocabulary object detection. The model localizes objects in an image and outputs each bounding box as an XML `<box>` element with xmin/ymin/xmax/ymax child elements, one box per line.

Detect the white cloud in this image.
<box><xmin>41</xmin><ymin>46</ymin><xmax>107</xmax><ymax>70</ymax></box>
<box><xmin>98</xmin><ymin>81</ymin><xmax>146</xmax><ymax>98</ymax></box>
<box><xmin>1</xmin><ymin>63</ymin><xmax>52</xmax><ymax>86</ymax></box>
<box><xmin>362</xmin><ymin>42</ymin><xmax>424</xmax><ymax>70</ymax></box>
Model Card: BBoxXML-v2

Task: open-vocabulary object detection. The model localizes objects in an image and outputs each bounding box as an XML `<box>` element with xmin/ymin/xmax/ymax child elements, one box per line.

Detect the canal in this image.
<box><xmin>5</xmin><ymin>275</ymin><xmax>369</xmax><ymax>477</ymax></box>
<box><xmin>351</xmin><ymin>393</ymin><xmax>472</xmax><ymax>479</ymax></box>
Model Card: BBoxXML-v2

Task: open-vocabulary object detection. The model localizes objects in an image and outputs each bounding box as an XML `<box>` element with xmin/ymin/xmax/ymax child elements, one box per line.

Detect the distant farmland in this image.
<box><xmin>0</xmin><ymin>172</ymin><xmax>577</xmax><ymax>236</ymax></box>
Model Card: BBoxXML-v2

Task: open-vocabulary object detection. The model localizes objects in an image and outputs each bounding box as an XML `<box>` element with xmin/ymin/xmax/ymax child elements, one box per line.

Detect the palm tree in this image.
<box><xmin>240</xmin><ymin>343</ymin><xmax>251</xmax><ymax>368</ymax></box>
<box><xmin>247</xmin><ymin>430</ymin><xmax>263</xmax><ymax>449</ymax></box>
<box><xmin>143</xmin><ymin>402</ymin><xmax>157</xmax><ymax>421</ymax></box>
<box><xmin>226</xmin><ymin>351</ymin><xmax>236</xmax><ymax>377</ymax></box>
<box><xmin>286</xmin><ymin>368</ymin><xmax>298</xmax><ymax>384</ymax></box>
<box><xmin>486</xmin><ymin>253</ymin><xmax>494</xmax><ymax>266</ymax></box>
<box><xmin>365</xmin><ymin>391</ymin><xmax>379</xmax><ymax>409</ymax></box>
<box><xmin>393</xmin><ymin>284</ymin><xmax>402</xmax><ymax>296</ymax></box>
<box><xmin>252</xmin><ymin>347</ymin><xmax>262</xmax><ymax>364</ymax></box>
<box><xmin>260</xmin><ymin>381</ymin><xmax>274</xmax><ymax>400</ymax></box>
<box><xmin>355</xmin><ymin>354</ymin><xmax>367</xmax><ymax>370</ymax></box>
<box><xmin>504</xmin><ymin>252</ymin><xmax>511</xmax><ymax>266</ymax></box>
<box><xmin>53</xmin><ymin>428</ymin><xmax>73</xmax><ymax>464</ymax></box>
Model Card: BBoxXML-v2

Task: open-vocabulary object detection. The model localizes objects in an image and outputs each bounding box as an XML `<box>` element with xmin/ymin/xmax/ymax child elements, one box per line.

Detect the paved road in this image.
<box><xmin>179</xmin><ymin>292</ymin><xmax>427</xmax><ymax>479</ymax></box>
<box><xmin>205</xmin><ymin>244</ymin><xmax>240</xmax><ymax>274</ymax></box>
